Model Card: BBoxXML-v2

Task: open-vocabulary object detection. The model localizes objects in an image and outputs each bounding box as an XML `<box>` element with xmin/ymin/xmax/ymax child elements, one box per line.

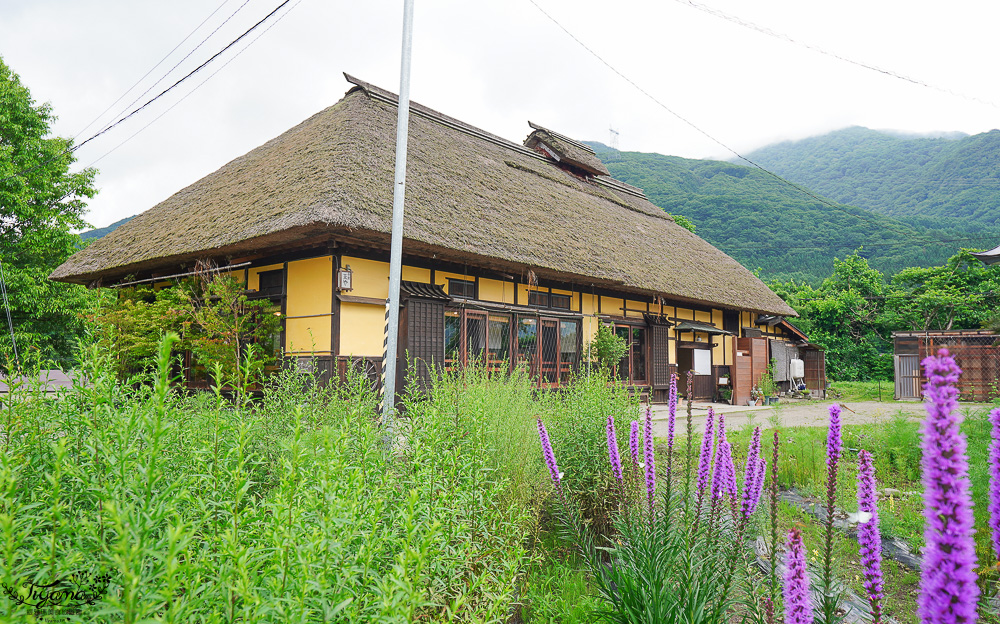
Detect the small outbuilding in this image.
<box><xmin>893</xmin><ymin>329</ymin><xmax>1000</xmax><ymax>401</ymax></box>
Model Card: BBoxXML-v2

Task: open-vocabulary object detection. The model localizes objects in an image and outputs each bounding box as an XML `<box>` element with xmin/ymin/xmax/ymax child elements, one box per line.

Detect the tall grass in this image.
<box><xmin>0</xmin><ymin>337</ymin><xmax>537</xmax><ymax>622</ymax></box>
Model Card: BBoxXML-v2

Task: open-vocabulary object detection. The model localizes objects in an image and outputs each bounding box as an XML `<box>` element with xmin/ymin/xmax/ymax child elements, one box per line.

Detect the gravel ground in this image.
<box><xmin>648</xmin><ymin>398</ymin><xmax>992</xmax><ymax>436</ymax></box>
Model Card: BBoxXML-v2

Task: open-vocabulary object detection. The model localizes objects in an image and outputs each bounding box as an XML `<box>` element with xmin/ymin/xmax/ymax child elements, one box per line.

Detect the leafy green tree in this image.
<box><xmin>93</xmin><ymin>273</ymin><xmax>281</xmax><ymax>389</ymax></box>
<box><xmin>772</xmin><ymin>251</ymin><xmax>894</xmax><ymax>381</ymax></box>
<box><xmin>0</xmin><ymin>56</ymin><xmax>97</xmax><ymax>369</ymax></box>
<box><xmin>887</xmin><ymin>249</ymin><xmax>1000</xmax><ymax>331</ymax></box>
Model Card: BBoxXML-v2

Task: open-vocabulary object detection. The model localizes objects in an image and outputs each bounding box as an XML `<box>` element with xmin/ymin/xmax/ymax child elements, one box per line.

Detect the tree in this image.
<box><xmin>887</xmin><ymin>249</ymin><xmax>1000</xmax><ymax>331</ymax></box>
<box><xmin>772</xmin><ymin>251</ymin><xmax>894</xmax><ymax>381</ymax></box>
<box><xmin>0</xmin><ymin>56</ymin><xmax>97</xmax><ymax>369</ymax></box>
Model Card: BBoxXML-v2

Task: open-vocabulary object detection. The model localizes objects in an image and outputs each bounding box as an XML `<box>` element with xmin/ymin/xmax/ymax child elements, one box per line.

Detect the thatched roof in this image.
<box><xmin>52</xmin><ymin>74</ymin><xmax>794</xmax><ymax>316</ymax></box>
<box><xmin>524</xmin><ymin>122</ymin><xmax>609</xmax><ymax>177</ymax></box>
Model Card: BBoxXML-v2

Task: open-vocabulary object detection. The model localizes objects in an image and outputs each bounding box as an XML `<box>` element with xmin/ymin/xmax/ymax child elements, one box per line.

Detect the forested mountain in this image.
<box><xmin>743</xmin><ymin>126</ymin><xmax>1000</xmax><ymax>230</ymax></box>
<box><xmin>80</xmin><ymin>215</ymin><xmax>135</xmax><ymax>240</ymax></box>
<box><xmin>587</xmin><ymin>142</ymin><xmax>987</xmax><ymax>283</ymax></box>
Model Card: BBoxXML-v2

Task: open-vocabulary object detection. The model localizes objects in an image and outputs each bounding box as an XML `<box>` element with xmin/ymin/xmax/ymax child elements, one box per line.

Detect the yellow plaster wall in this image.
<box><xmin>285</xmin><ymin>256</ymin><xmax>332</xmax><ymax>354</ymax></box>
<box><xmin>248</xmin><ymin>263</ymin><xmax>283</xmax><ymax>292</ymax></box>
<box><xmin>342</xmin><ymin>257</ymin><xmax>389</xmax><ymax>298</ymax></box>
<box><xmin>339</xmin><ymin>302</ymin><xmax>386</xmax><ymax>357</ymax></box>
<box><xmin>403</xmin><ymin>266</ymin><xmax>430</xmax><ymax>283</ymax></box>
<box><xmin>625</xmin><ymin>299</ymin><xmax>646</xmax><ymax>319</ymax></box>
<box><xmin>479</xmin><ymin>278</ymin><xmax>516</xmax><ymax>304</ymax></box>
<box><xmin>601</xmin><ymin>296</ymin><xmax>624</xmax><ymax>317</ymax></box>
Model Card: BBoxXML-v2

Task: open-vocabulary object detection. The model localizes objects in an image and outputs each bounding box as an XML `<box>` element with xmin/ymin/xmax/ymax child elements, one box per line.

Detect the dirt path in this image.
<box><xmin>649</xmin><ymin>399</ymin><xmax>990</xmax><ymax>437</ymax></box>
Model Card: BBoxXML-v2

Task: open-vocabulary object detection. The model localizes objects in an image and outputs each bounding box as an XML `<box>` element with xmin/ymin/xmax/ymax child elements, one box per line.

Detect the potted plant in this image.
<box><xmin>718</xmin><ymin>387</ymin><xmax>732</xmax><ymax>404</ymax></box>
<box><xmin>759</xmin><ymin>361</ymin><xmax>779</xmax><ymax>405</ymax></box>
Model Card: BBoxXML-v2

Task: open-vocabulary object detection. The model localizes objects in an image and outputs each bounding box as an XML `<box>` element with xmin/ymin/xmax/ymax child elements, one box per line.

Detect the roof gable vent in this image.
<box><xmin>524</xmin><ymin>122</ymin><xmax>609</xmax><ymax>177</ymax></box>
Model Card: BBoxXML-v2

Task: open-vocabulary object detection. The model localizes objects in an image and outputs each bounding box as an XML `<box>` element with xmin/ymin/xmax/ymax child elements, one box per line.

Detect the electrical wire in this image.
<box><xmin>524</xmin><ymin>0</ymin><xmax>973</xmax><ymax>248</ymax></box>
<box><xmin>0</xmin><ymin>0</ymin><xmax>293</xmax><ymax>186</ymax></box>
<box><xmin>84</xmin><ymin>0</ymin><xmax>305</xmax><ymax>169</ymax></box>
<box><xmin>0</xmin><ymin>258</ymin><xmax>19</xmax><ymax>371</ymax></box>
<box><xmin>73</xmin><ymin>0</ymin><xmax>238</xmax><ymax>141</ymax></box>
<box><xmin>93</xmin><ymin>0</ymin><xmax>255</xmax><ymax>141</ymax></box>
<box><xmin>672</xmin><ymin>0</ymin><xmax>1000</xmax><ymax>111</ymax></box>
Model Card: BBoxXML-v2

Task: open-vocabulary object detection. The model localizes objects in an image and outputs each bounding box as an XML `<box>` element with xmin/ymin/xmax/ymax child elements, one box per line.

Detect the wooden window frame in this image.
<box><xmin>448</xmin><ymin>278</ymin><xmax>476</xmax><ymax>299</ymax></box>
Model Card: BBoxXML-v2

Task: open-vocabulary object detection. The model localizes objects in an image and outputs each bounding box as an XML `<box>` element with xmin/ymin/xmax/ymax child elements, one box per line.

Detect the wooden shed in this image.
<box><xmin>893</xmin><ymin>330</ymin><xmax>1000</xmax><ymax>401</ymax></box>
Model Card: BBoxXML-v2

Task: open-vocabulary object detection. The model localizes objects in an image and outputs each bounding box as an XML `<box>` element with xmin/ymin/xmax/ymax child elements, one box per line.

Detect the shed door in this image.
<box><xmin>895</xmin><ymin>355</ymin><xmax>920</xmax><ymax>400</ymax></box>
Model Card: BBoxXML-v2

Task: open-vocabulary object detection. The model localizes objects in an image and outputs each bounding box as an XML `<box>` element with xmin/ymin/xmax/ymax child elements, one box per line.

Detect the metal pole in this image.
<box><xmin>381</xmin><ymin>0</ymin><xmax>415</xmax><ymax>425</ymax></box>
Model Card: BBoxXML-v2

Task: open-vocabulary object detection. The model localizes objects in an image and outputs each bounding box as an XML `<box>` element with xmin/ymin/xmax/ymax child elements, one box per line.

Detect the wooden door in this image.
<box><xmin>540</xmin><ymin>319</ymin><xmax>559</xmax><ymax>386</ymax></box>
<box><xmin>894</xmin><ymin>354</ymin><xmax>920</xmax><ymax>400</ymax></box>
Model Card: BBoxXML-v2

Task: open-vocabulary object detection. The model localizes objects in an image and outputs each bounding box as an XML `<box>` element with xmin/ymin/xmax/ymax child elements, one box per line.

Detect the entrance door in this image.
<box><xmin>540</xmin><ymin>319</ymin><xmax>559</xmax><ymax>386</ymax></box>
<box><xmin>895</xmin><ymin>355</ymin><xmax>920</xmax><ymax>400</ymax></box>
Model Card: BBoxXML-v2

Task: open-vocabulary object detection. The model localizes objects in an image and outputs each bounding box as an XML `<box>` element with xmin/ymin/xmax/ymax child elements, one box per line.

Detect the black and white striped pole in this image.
<box><xmin>380</xmin><ymin>0</ymin><xmax>415</xmax><ymax>432</ymax></box>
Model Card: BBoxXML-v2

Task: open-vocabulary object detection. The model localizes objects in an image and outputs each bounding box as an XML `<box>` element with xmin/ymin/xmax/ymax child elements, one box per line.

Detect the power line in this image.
<box><xmin>524</xmin><ymin>0</ymin><xmax>943</xmax><ymax>247</ymax></box>
<box><xmin>0</xmin><ymin>258</ymin><xmax>18</xmax><ymax>371</ymax></box>
<box><xmin>93</xmin><ymin>0</ymin><xmax>255</xmax><ymax>141</ymax></box>
<box><xmin>0</xmin><ymin>0</ymin><xmax>293</xmax><ymax>187</ymax></box>
<box><xmin>73</xmin><ymin>0</ymin><xmax>238</xmax><ymax>141</ymax></box>
<box><xmin>84</xmin><ymin>0</ymin><xmax>305</xmax><ymax>169</ymax></box>
<box><xmin>74</xmin><ymin>0</ymin><xmax>292</xmax><ymax>154</ymax></box>
<box><xmin>672</xmin><ymin>0</ymin><xmax>1000</xmax><ymax>111</ymax></box>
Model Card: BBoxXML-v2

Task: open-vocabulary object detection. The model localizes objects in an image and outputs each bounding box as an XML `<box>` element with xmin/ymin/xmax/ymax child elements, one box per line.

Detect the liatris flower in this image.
<box><xmin>607</xmin><ymin>414</ymin><xmax>623</xmax><ymax>483</ymax></box>
<box><xmin>537</xmin><ymin>418</ymin><xmax>562</xmax><ymax>491</ymax></box>
<box><xmin>770</xmin><ymin>430</ymin><xmax>780</xmax><ymax>614</ymax></box>
<box><xmin>746</xmin><ymin>457</ymin><xmax>767</xmax><ymax>517</ymax></box>
<box><xmin>711</xmin><ymin>440</ymin><xmax>732</xmax><ymax>502</ymax></box>
<box><xmin>644</xmin><ymin>404</ymin><xmax>656</xmax><ymax>511</ymax></box>
<box><xmin>740</xmin><ymin>426</ymin><xmax>762</xmax><ymax>520</ymax></box>
<box><xmin>763</xmin><ymin>595</ymin><xmax>775</xmax><ymax>624</ymax></box>
<box><xmin>629</xmin><ymin>420</ymin><xmax>640</xmax><ymax>467</ymax></box>
<box><xmin>826</xmin><ymin>403</ymin><xmax>842</xmax><ymax>473</ymax></box>
<box><xmin>667</xmin><ymin>372</ymin><xmax>678</xmax><ymax>452</ymax></box>
<box><xmin>711</xmin><ymin>413</ymin><xmax>728</xmax><ymax>500</ymax></box>
<box><xmin>989</xmin><ymin>408</ymin><xmax>1000</xmax><ymax>561</ymax></box>
<box><xmin>820</xmin><ymin>403</ymin><xmax>843</xmax><ymax>619</ymax></box>
<box><xmin>918</xmin><ymin>349</ymin><xmax>979</xmax><ymax>622</ymax></box>
<box><xmin>784</xmin><ymin>527</ymin><xmax>813</xmax><ymax>624</ymax></box>
<box><xmin>857</xmin><ymin>449</ymin><xmax>883</xmax><ymax>624</ymax></box>
<box><xmin>695</xmin><ymin>407</ymin><xmax>716</xmax><ymax>500</ymax></box>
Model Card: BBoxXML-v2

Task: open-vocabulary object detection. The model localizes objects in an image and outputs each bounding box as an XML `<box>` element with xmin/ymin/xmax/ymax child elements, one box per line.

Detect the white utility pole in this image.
<box><xmin>380</xmin><ymin>0</ymin><xmax>415</xmax><ymax>425</ymax></box>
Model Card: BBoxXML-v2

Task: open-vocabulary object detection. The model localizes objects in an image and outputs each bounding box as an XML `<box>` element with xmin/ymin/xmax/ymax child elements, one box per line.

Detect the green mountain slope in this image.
<box><xmin>80</xmin><ymin>215</ymin><xmax>136</xmax><ymax>241</ymax></box>
<box><xmin>587</xmin><ymin>142</ymin><xmax>983</xmax><ymax>282</ymax></box>
<box><xmin>744</xmin><ymin>126</ymin><xmax>1000</xmax><ymax>230</ymax></box>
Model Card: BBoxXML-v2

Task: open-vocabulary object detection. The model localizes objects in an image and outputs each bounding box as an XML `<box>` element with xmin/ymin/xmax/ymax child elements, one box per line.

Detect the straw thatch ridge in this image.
<box><xmin>525</xmin><ymin>122</ymin><xmax>609</xmax><ymax>177</ymax></box>
<box><xmin>51</xmin><ymin>75</ymin><xmax>795</xmax><ymax>316</ymax></box>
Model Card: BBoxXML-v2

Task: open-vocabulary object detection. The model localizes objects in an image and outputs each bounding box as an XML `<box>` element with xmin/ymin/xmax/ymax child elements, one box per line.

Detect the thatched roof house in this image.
<box><xmin>53</xmin><ymin>74</ymin><xmax>804</xmax><ymax>401</ymax></box>
<box><xmin>52</xmin><ymin>74</ymin><xmax>791</xmax><ymax>317</ymax></box>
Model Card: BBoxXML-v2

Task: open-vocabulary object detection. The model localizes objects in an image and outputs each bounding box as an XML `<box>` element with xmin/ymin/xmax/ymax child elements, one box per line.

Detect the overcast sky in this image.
<box><xmin>3</xmin><ymin>0</ymin><xmax>999</xmax><ymax>228</ymax></box>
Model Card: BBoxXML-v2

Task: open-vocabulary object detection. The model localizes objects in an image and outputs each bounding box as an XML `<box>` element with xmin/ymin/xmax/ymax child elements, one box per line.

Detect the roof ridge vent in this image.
<box><xmin>524</xmin><ymin>122</ymin><xmax>609</xmax><ymax>177</ymax></box>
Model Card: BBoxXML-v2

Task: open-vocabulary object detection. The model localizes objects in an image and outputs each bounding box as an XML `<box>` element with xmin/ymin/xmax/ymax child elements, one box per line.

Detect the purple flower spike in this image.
<box><xmin>644</xmin><ymin>405</ymin><xmax>656</xmax><ymax>508</ymax></box>
<box><xmin>989</xmin><ymin>408</ymin><xmax>1000</xmax><ymax>561</ymax></box>
<box><xmin>696</xmin><ymin>408</ymin><xmax>716</xmax><ymax>498</ymax></box>
<box><xmin>784</xmin><ymin>527</ymin><xmax>814</xmax><ymax>624</ymax></box>
<box><xmin>827</xmin><ymin>403</ymin><xmax>842</xmax><ymax>472</ymax></box>
<box><xmin>747</xmin><ymin>457</ymin><xmax>767</xmax><ymax>517</ymax></box>
<box><xmin>711</xmin><ymin>413</ymin><xmax>736</xmax><ymax>502</ymax></box>
<box><xmin>918</xmin><ymin>349</ymin><xmax>979</xmax><ymax>622</ymax></box>
<box><xmin>629</xmin><ymin>420</ymin><xmax>640</xmax><ymax>467</ymax></box>
<box><xmin>537</xmin><ymin>418</ymin><xmax>562</xmax><ymax>491</ymax></box>
<box><xmin>857</xmin><ymin>449</ymin><xmax>883</xmax><ymax>624</ymax></box>
<box><xmin>740</xmin><ymin>427</ymin><xmax>762</xmax><ymax>519</ymax></box>
<box><xmin>667</xmin><ymin>373</ymin><xmax>678</xmax><ymax>453</ymax></box>
<box><xmin>607</xmin><ymin>415</ymin><xmax>623</xmax><ymax>483</ymax></box>
<box><xmin>711</xmin><ymin>440</ymin><xmax>732</xmax><ymax>501</ymax></box>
